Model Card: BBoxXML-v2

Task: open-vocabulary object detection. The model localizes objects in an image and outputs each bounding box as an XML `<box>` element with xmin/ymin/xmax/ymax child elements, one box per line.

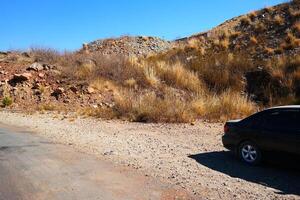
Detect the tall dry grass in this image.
<box><xmin>31</xmin><ymin>47</ymin><xmax>300</xmax><ymax>122</ymax></box>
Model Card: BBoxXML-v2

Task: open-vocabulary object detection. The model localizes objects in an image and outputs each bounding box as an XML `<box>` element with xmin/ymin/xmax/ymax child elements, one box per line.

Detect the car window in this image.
<box><xmin>261</xmin><ymin>110</ymin><xmax>300</xmax><ymax>131</ymax></box>
<box><xmin>240</xmin><ymin>112</ymin><xmax>263</xmax><ymax>128</ymax></box>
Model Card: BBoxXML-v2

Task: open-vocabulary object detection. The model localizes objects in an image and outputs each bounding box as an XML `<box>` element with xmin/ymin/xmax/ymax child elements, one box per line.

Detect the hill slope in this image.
<box><xmin>177</xmin><ymin>0</ymin><xmax>300</xmax><ymax>59</ymax></box>
<box><xmin>0</xmin><ymin>0</ymin><xmax>300</xmax><ymax>122</ymax></box>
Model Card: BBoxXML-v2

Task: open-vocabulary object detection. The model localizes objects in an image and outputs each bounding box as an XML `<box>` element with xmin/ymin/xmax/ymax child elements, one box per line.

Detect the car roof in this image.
<box><xmin>265</xmin><ymin>105</ymin><xmax>300</xmax><ymax>110</ymax></box>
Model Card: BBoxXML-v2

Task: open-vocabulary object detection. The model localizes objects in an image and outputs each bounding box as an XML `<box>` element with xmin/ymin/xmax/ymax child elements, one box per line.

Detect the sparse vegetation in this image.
<box><xmin>2</xmin><ymin>96</ymin><xmax>13</xmax><ymax>107</ymax></box>
<box><xmin>273</xmin><ymin>14</ymin><xmax>285</xmax><ymax>25</ymax></box>
<box><xmin>240</xmin><ymin>16</ymin><xmax>251</xmax><ymax>26</ymax></box>
<box><xmin>3</xmin><ymin>0</ymin><xmax>300</xmax><ymax>123</ymax></box>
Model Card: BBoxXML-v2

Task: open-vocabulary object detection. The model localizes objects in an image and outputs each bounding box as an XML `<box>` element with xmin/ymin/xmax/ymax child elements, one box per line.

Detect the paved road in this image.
<box><xmin>0</xmin><ymin>124</ymin><xmax>191</xmax><ymax>200</ymax></box>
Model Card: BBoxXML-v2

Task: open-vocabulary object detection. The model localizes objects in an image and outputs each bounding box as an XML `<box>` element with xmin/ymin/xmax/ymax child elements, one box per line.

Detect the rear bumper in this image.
<box><xmin>222</xmin><ymin>134</ymin><xmax>238</xmax><ymax>151</ymax></box>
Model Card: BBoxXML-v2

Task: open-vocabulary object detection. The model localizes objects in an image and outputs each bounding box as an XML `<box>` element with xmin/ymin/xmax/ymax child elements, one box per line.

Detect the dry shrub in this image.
<box><xmin>264</xmin><ymin>6</ymin><xmax>274</xmax><ymax>13</ymax></box>
<box><xmin>124</xmin><ymin>78</ymin><xmax>137</xmax><ymax>88</ymax></box>
<box><xmin>289</xmin><ymin>7</ymin><xmax>300</xmax><ymax>18</ymax></box>
<box><xmin>250</xmin><ymin>36</ymin><xmax>258</xmax><ymax>45</ymax></box>
<box><xmin>190</xmin><ymin>52</ymin><xmax>253</xmax><ymax>92</ymax></box>
<box><xmin>264</xmin><ymin>47</ymin><xmax>275</xmax><ymax>55</ymax></box>
<box><xmin>192</xmin><ymin>91</ymin><xmax>257</xmax><ymax>121</ymax></box>
<box><xmin>37</xmin><ymin>103</ymin><xmax>58</xmax><ymax>111</ymax></box>
<box><xmin>156</xmin><ymin>61</ymin><xmax>205</xmax><ymax>94</ymax></box>
<box><xmin>274</xmin><ymin>14</ymin><xmax>285</xmax><ymax>25</ymax></box>
<box><xmin>219</xmin><ymin>39</ymin><xmax>230</xmax><ymax>50</ymax></box>
<box><xmin>78</xmin><ymin>106</ymin><xmax>117</xmax><ymax>119</ymax></box>
<box><xmin>114</xmin><ymin>90</ymin><xmax>194</xmax><ymax>123</ymax></box>
<box><xmin>240</xmin><ymin>16</ymin><xmax>251</xmax><ymax>26</ymax></box>
<box><xmin>90</xmin><ymin>78</ymin><xmax>118</xmax><ymax>93</ymax></box>
<box><xmin>282</xmin><ymin>32</ymin><xmax>300</xmax><ymax>50</ymax></box>
<box><xmin>187</xmin><ymin>38</ymin><xmax>201</xmax><ymax>48</ymax></box>
<box><xmin>30</xmin><ymin>47</ymin><xmax>61</xmax><ymax>64</ymax></box>
<box><xmin>292</xmin><ymin>21</ymin><xmax>300</xmax><ymax>33</ymax></box>
<box><xmin>74</xmin><ymin>62</ymin><xmax>94</xmax><ymax>79</ymax></box>
<box><xmin>249</xmin><ymin>11</ymin><xmax>257</xmax><ymax>21</ymax></box>
<box><xmin>254</xmin><ymin>21</ymin><xmax>266</xmax><ymax>33</ymax></box>
<box><xmin>143</xmin><ymin>66</ymin><xmax>160</xmax><ymax>87</ymax></box>
<box><xmin>230</xmin><ymin>31</ymin><xmax>241</xmax><ymax>40</ymax></box>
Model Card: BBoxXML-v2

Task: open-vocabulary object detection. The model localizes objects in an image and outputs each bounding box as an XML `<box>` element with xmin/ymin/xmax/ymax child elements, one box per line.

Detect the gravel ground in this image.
<box><xmin>0</xmin><ymin>111</ymin><xmax>299</xmax><ymax>200</ymax></box>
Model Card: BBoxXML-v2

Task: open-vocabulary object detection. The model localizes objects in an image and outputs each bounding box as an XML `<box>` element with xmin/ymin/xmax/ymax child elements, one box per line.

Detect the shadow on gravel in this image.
<box><xmin>189</xmin><ymin>151</ymin><xmax>300</xmax><ymax>196</ymax></box>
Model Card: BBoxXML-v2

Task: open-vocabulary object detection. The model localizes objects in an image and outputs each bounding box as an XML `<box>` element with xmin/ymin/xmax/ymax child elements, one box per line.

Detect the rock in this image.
<box><xmin>51</xmin><ymin>87</ymin><xmax>64</xmax><ymax>99</ymax></box>
<box><xmin>63</xmin><ymin>99</ymin><xmax>70</xmax><ymax>103</ymax></box>
<box><xmin>43</xmin><ymin>64</ymin><xmax>56</xmax><ymax>70</ymax></box>
<box><xmin>21</xmin><ymin>52</ymin><xmax>31</xmax><ymax>58</ymax></box>
<box><xmin>33</xmin><ymin>89</ymin><xmax>42</xmax><ymax>96</ymax></box>
<box><xmin>103</xmin><ymin>150</ymin><xmax>114</xmax><ymax>156</ymax></box>
<box><xmin>38</xmin><ymin>73</ymin><xmax>45</xmax><ymax>78</ymax></box>
<box><xmin>70</xmin><ymin>86</ymin><xmax>78</xmax><ymax>93</ymax></box>
<box><xmin>27</xmin><ymin>62</ymin><xmax>43</xmax><ymax>71</ymax></box>
<box><xmin>87</xmin><ymin>86</ymin><xmax>95</xmax><ymax>94</ymax></box>
<box><xmin>8</xmin><ymin>73</ymin><xmax>32</xmax><ymax>86</ymax></box>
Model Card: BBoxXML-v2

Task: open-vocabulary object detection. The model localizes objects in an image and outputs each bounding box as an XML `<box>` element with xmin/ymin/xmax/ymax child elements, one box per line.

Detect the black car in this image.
<box><xmin>222</xmin><ymin>105</ymin><xmax>300</xmax><ymax>165</ymax></box>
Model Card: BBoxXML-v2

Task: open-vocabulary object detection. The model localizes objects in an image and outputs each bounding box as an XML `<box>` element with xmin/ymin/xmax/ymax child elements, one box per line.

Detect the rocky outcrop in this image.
<box><xmin>84</xmin><ymin>36</ymin><xmax>173</xmax><ymax>56</ymax></box>
<box><xmin>8</xmin><ymin>73</ymin><xmax>32</xmax><ymax>86</ymax></box>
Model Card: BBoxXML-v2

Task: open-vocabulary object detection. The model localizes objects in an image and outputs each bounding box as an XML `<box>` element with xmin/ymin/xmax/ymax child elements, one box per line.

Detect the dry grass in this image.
<box><xmin>282</xmin><ymin>32</ymin><xmax>300</xmax><ymax>50</ymax></box>
<box><xmin>264</xmin><ymin>47</ymin><xmax>275</xmax><ymax>55</ymax></box>
<box><xmin>240</xmin><ymin>16</ymin><xmax>252</xmax><ymax>26</ymax></box>
<box><xmin>37</xmin><ymin>103</ymin><xmax>58</xmax><ymax>111</ymax></box>
<box><xmin>90</xmin><ymin>78</ymin><xmax>118</xmax><ymax>93</ymax></box>
<box><xmin>219</xmin><ymin>39</ymin><xmax>230</xmax><ymax>50</ymax></box>
<box><xmin>229</xmin><ymin>31</ymin><xmax>241</xmax><ymax>40</ymax></box>
<box><xmin>114</xmin><ymin>89</ymin><xmax>195</xmax><ymax>123</ymax></box>
<box><xmin>155</xmin><ymin>61</ymin><xmax>205</xmax><ymax>94</ymax></box>
<box><xmin>273</xmin><ymin>14</ymin><xmax>285</xmax><ymax>25</ymax></box>
<box><xmin>23</xmin><ymin>23</ymin><xmax>300</xmax><ymax>123</ymax></box>
<box><xmin>192</xmin><ymin>91</ymin><xmax>257</xmax><ymax>121</ymax></box>
<box><xmin>253</xmin><ymin>21</ymin><xmax>266</xmax><ymax>33</ymax></box>
<box><xmin>249</xmin><ymin>36</ymin><xmax>258</xmax><ymax>45</ymax></box>
<box><xmin>289</xmin><ymin>7</ymin><xmax>300</xmax><ymax>18</ymax></box>
<box><xmin>292</xmin><ymin>21</ymin><xmax>300</xmax><ymax>34</ymax></box>
<box><xmin>249</xmin><ymin>11</ymin><xmax>257</xmax><ymax>22</ymax></box>
<box><xmin>30</xmin><ymin>47</ymin><xmax>61</xmax><ymax>64</ymax></box>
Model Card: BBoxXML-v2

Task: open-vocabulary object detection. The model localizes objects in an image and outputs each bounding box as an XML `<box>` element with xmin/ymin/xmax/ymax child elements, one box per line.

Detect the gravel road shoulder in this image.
<box><xmin>0</xmin><ymin>111</ymin><xmax>299</xmax><ymax>200</ymax></box>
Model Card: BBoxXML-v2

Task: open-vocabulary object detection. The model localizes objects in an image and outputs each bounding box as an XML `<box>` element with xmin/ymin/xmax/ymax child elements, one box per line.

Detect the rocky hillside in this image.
<box><xmin>82</xmin><ymin>36</ymin><xmax>174</xmax><ymax>56</ymax></box>
<box><xmin>177</xmin><ymin>0</ymin><xmax>300</xmax><ymax>59</ymax></box>
<box><xmin>0</xmin><ymin>0</ymin><xmax>300</xmax><ymax>123</ymax></box>
<box><xmin>150</xmin><ymin>0</ymin><xmax>300</xmax><ymax>105</ymax></box>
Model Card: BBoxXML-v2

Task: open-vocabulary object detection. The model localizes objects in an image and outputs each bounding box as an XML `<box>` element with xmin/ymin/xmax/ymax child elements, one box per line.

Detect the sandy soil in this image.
<box><xmin>0</xmin><ymin>111</ymin><xmax>299</xmax><ymax>200</ymax></box>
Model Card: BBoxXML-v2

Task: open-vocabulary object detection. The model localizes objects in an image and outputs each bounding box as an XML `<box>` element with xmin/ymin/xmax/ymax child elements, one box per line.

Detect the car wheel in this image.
<box><xmin>238</xmin><ymin>141</ymin><xmax>261</xmax><ymax>165</ymax></box>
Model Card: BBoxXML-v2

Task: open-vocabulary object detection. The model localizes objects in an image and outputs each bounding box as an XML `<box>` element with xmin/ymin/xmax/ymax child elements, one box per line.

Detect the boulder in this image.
<box><xmin>27</xmin><ymin>62</ymin><xmax>44</xmax><ymax>71</ymax></box>
<box><xmin>8</xmin><ymin>73</ymin><xmax>32</xmax><ymax>86</ymax></box>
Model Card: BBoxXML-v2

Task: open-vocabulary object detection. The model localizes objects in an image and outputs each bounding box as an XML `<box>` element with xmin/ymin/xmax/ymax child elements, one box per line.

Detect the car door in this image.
<box><xmin>258</xmin><ymin>110</ymin><xmax>296</xmax><ymax>153</ymax></box>
<box><xmin>284</xmin><ymin>110</ymin><xmax>300</xmax><ymax>154</ymax></box>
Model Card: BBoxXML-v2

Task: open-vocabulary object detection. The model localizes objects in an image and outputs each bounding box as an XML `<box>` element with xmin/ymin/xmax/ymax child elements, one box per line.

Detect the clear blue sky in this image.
<box><xmin>1</xmin><ymin>0</ymin><xmax>286</xmax><ymax>51</ymax></box>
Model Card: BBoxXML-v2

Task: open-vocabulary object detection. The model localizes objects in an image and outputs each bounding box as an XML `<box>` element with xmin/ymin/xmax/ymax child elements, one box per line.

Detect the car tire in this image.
<box><xmin>238</xmin><ymin>141</ymin><xmax>262</xmax><ymax>165</ymax></box>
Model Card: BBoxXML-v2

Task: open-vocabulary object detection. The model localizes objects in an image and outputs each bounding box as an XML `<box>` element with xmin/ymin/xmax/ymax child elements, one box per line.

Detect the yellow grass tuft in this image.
<box><xmin>273</xmin><ymin>14</ymin><xmax>285</xmax><ymax>25</ymax></box>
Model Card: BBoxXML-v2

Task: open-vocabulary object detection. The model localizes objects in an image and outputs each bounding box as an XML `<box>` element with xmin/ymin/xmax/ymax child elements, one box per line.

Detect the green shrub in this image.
<box><xmin>2</xmin><ymin>96</ymin><xmax>13</xmax><ymax>107</ymax></box>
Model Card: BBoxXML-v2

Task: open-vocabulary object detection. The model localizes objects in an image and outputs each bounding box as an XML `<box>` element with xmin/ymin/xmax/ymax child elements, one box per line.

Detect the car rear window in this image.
<box><xmin>261</xmin><ymin>110</ymin><xmax>300</xmax><ymax>131</ymax></box>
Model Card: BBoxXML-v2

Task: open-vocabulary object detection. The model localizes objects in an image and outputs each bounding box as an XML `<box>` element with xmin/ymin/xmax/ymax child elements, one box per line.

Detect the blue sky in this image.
<box><xmin>1</xmin><ymin>0</ymin><xmax>286</xmax><ymax>51</ymax></box>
